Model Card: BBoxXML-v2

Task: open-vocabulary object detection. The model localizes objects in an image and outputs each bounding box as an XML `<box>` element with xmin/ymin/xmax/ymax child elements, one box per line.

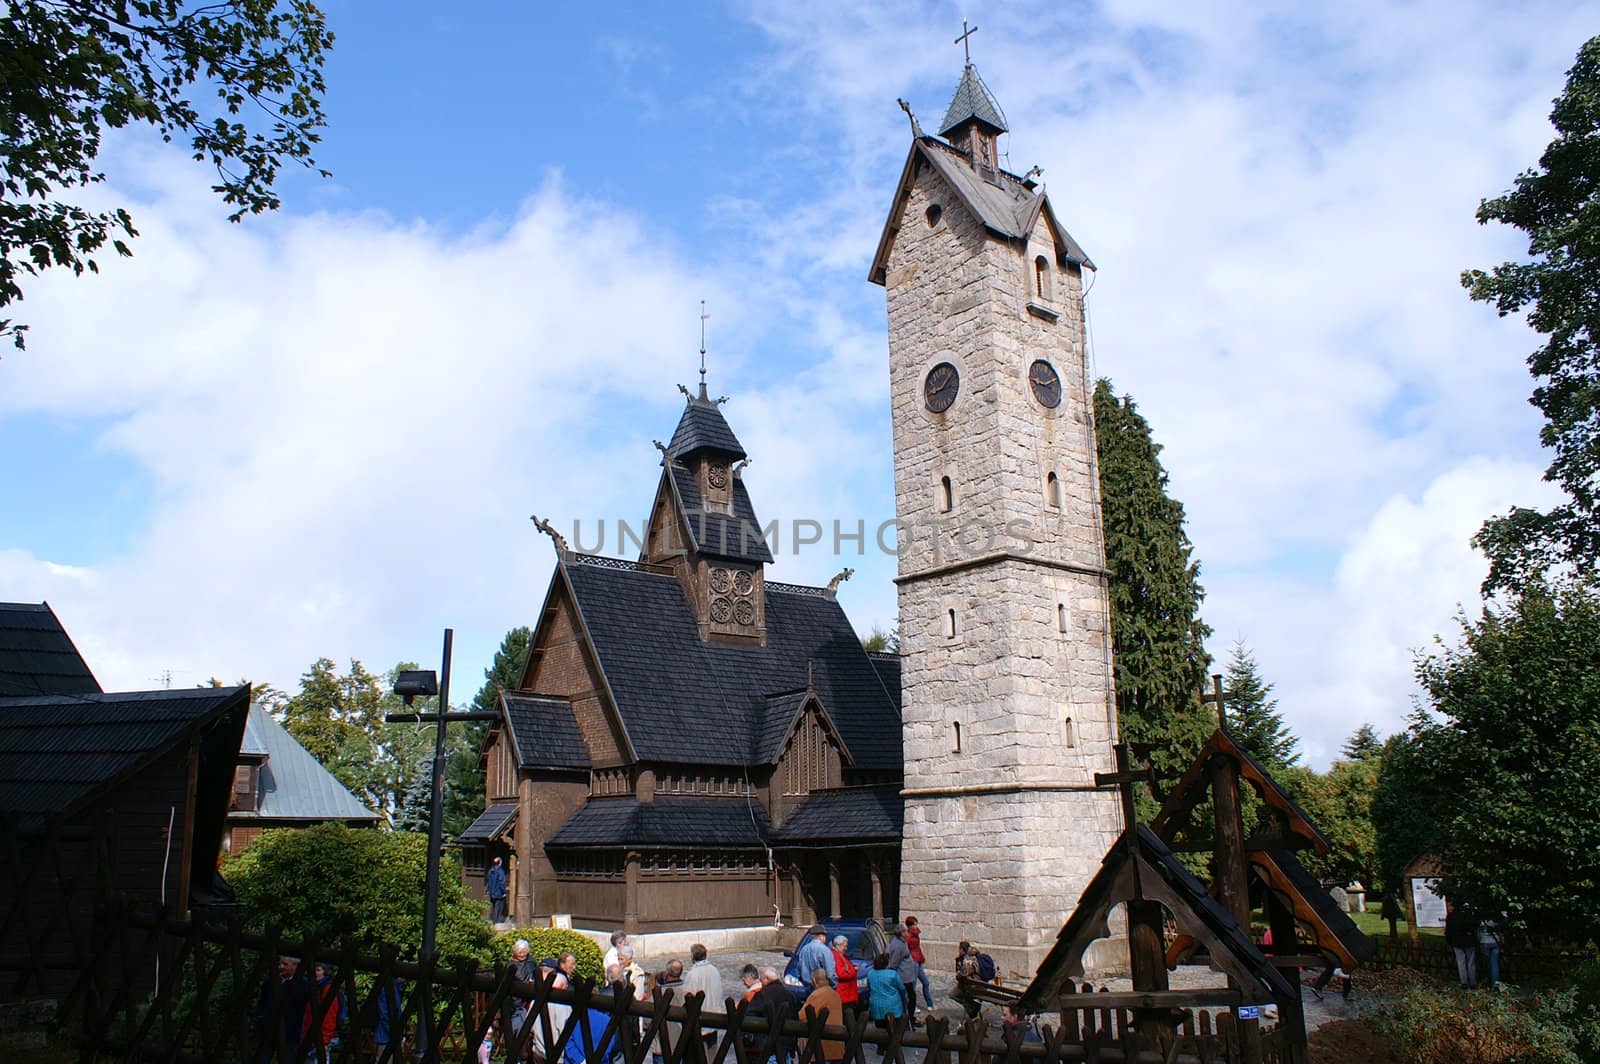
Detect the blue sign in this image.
<box><xmin>1237</xmin><ymin>1005</ymin><xmax>1261</xmax><ymax>1020</ymax></box>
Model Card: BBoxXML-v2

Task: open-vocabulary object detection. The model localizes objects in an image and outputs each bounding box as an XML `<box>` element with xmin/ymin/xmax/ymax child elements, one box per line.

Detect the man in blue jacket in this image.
<box><xmin>487</xmin><ymin>856</ymin><xmax>509</xmax><ymax>924</ymax></box>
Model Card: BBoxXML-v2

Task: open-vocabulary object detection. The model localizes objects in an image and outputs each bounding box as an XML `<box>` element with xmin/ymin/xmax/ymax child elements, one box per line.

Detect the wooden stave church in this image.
<box><xmin>459</xmin><ymin>387</ymin><xmax>906</xmax><ymax>932</ymax></box>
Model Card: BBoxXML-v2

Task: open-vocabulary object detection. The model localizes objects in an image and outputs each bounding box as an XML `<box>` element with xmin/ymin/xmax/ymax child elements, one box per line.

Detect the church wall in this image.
<box><xmin>885</xmin><ymin>154</ymin><xmax>1122</xmax><ymax>978</ymax></box>
<box><xmin>549</xmin><ymin>854</ymin><xmax>778</xmax><ymax>931</ymax></box>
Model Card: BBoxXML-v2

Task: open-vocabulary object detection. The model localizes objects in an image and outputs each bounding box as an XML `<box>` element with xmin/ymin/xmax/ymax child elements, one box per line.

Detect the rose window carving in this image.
<box><xmin>734</xmin><ymin>570</ymin><xmax>754</xmax><ymax>595</ymax></box>
<box><xmin>709</xmin><ymin>568</ymin><xmax>732</xmax><ymax>594</ymax></box>
<box><xmin>734</xmin><ymin>599</ymin><xmax>756</xmax><ymax>625</ymax></box>
<box><xmin>707</xmin><ymin>463</ymin><xmax>729</xmax><ymax>488</ymax></box>
<box><xmin>710</xmin><ymin>597</ymin><xmax>734</xmax><ymax>623</ymax></box>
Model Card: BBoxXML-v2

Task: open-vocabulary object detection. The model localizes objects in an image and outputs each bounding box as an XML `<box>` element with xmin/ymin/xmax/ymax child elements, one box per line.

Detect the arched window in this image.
<box><xmin>926</xmin><ymin>204</ymin><xmax>943</xmax><ymax>227</ymax></box>
<box><xmin>953</xmin><ymin>721</ymin><xmax>963</xmax><ymax>753</ymax></box>
<box><xmin>947</xmin><ymin>608</ymin><xmax>957</xmax><ymax>639</ymax></box>
<box><xmin>1063</xmin><ymin>716</ymin><xmax>1077</xmax><ymax>748</ymax></box>
<box><xmin>940</xmin><ymin>475</ymin><xmax>954</xmax><ymax>512</ymax></box>
<box><xmin>1035</xmin><ymin>256</ymin><xmax>1051</xmax><ymax>300</ymax></box>
<box><xmin>1046</xmin><ymin>471</ymin><xmax>1061</xmax><ymax>509</ymax></box>
<box><xmin>1058</xmin><ymin>604</ymin><xmax>1068</xmax><ymax>633</ymax></box>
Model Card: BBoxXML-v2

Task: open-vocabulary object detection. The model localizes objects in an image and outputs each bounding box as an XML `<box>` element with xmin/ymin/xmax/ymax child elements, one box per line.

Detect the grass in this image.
<box><xmin>1346</xmin><ymin>909</ymin><xmax>1447</xmax><ymax>947</ymax></box>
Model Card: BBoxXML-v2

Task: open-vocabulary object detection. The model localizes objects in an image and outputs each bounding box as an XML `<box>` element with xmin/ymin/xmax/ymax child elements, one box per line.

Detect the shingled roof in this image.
<box><xmin>668</xmin><ymin>464</ymin><xmax>774</xmax><ymax>564</ymax></box>
<box><xmin>0</xmin><ymin>686</ymin><xmax>249</xmax><ymax>820</ymax></box>
<box><xmin>1251</xmin><ymin>848</ymin><xmax>1377</xmax><ymax>969</ymax></box>
<box><xmin>939</xmin><ymin>63</ymin><xmax>1007</xmax><ymax>135</ymax></box>
<box><xmin>237</xmin><ymin>706</ymin><xmax>378</xmax><ymax>823</ymax></box>
<box><xmin>503</xmin><ymin>693</ymin><xmax>590</xmax><ymax>770</ymax></box>
<box><xmin>773</xmin><ymin>786</ymin><xmax>902</xmax><ymax>844</ymax></box>
<box><xmin>0</xmin><ymin>602</ymin><xmax>99</xmax><ymax>697</ymax></box>
<box><xmin>459</xmin><ymin>801</ymin><xmax>519</xmax><ymax>845</ymax></box>
<box><xmin>560</xmin><ymin>557</ymin><xmax>901</xmax><ymax>771</ymax></box>
<box><xmin>668</xmin><ymin>399</ymin><xmax>746</xmax><ymax>460</ymax></box>
<box><xmin>870</xmin><ymin>138</ymin><xmax>1094</xmax><ymax>286</ymax></box>
<box><xmin>547</xmin><ymin>796</ymin><xmax>772</xmax><ymax>848</ymax></box>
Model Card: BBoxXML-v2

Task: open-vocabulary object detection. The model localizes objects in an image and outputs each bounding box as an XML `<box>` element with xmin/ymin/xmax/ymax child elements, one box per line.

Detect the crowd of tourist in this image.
<box><xmin>255</xmin><ymin>918</ymin><xmax>1004</xmax><ymax>1063</ymax></box>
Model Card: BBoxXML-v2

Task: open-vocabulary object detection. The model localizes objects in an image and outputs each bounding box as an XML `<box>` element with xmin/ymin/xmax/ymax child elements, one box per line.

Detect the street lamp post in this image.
<box><xmin>387</xmin><ymin>628</ymin><xmax>500</xmax><ymax>1059</ymax></box>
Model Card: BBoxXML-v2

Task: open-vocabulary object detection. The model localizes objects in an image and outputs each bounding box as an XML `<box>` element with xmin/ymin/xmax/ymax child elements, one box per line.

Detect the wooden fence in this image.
<box><xmin>1368</xmin><ymin>939</ymin><xmax>1595</xmax><ymax>987</ymax></box>
<box><xmin>0</xmin><ymin>896</ymin><xmax>1306</xmax><ymax>1064</ymax></box>
<box><xmin>0</xmin><ymin>815</ymin><xmax>1301</xmax><ymax>1063</ymax></box>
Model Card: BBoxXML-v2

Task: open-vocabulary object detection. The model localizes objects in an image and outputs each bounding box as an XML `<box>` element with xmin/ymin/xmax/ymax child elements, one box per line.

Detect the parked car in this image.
<box><xmin>781</xmin><ymin>918</ymin><xmax>888</xmax><ymax>997</ymax></box>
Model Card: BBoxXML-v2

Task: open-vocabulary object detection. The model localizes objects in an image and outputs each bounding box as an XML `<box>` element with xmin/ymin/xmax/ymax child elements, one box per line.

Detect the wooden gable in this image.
<box><xmin>1150</xmin><ymin>727</ymin><xmax>1330</xmax><ymax>856</ymax></box>
<box><xmin>1020</xmin><ymin>826</ymin><xmax>1295</xmax><ymax>1010</ymax></box>
<box><xmin>515</xmin><ymin>569</ymin><xmax>632</xmax><ymax>769</ymax></box>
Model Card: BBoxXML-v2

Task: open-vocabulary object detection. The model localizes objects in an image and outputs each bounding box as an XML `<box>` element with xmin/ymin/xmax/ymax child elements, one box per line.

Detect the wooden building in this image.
<box><xmin>0</xmin><ymin>601</ymin><xmax>255</xmax><ymax>1000</ymax></box>
<box><xmin>0</xmin><ymin>684</ymin><xmax>250</xmax><ymax>999</ymax></box>
<box><xmin>226</xmin><ymin>704</ymin><xmax>380</xmax><ymax>853</ymax></box>
<box><xmin>460</xmin><ymin>388</ymin><xmax>905</xmax><ymax>932</ymax></box>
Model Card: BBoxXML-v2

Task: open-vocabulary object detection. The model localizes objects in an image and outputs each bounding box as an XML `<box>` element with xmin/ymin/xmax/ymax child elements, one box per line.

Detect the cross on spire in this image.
<box><xmin>954</xmin><ymin>19</ymin><xmax>979</xmax><ymax>64</ymax></box>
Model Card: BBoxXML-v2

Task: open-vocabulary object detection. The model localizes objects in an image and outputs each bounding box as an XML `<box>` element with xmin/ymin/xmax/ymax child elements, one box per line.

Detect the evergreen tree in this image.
<box><xmin>394</xmin><ymin>752</ymin><xmax>435</xmax><ymax>834</ymax></box>
<box><xmin>1342</xmin><ymin>723</ymin><xmax>1381</xmax><ymax>761</ymax></box>
<box><xmin>1223</xmin><ymin>640</ymin><xmax>1299</xmax><ymax>769</ymax></box>
<box><xmin>1094</xmin><ymin>379</ymin><xmax>1215</xmax><ymax>786</ymax></box>
<box><xmin>442</xmin><ymin>627</ymin><xmax>532</xmax><ymax>838</ymax></box>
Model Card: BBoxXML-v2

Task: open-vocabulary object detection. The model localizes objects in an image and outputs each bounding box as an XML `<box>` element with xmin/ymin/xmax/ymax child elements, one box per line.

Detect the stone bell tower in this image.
<box><xmin>869</xmin><ymin>59</ymin><xmax>1122</xmax><ymax>977</ymax></box>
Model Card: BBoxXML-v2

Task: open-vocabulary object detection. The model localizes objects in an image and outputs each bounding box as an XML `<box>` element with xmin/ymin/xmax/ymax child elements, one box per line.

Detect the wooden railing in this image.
<box><xmin>0</xmin><ymin>897</ymin><xmax>1305</xmax><ymax>1064</ymax></box>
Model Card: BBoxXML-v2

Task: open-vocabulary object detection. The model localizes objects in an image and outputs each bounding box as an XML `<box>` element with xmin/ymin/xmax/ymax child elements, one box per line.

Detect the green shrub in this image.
<box><xmin>224</xmin><ymin>824</ymin><xmax>490</xmax><ymax>962</ymax></box>
<box><xmin>489</xmin><ymin>928</ymin><xmax>604</xmax><ymax>982</ymax></box>
<box><xmin>1373</xmin><ymin>983</ymin><xmax>1590</xmax><ymax>1063</ymax></box>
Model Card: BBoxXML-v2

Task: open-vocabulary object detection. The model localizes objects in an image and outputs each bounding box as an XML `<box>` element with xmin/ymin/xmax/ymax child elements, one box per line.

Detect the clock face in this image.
<box><xmin>924</xmin><ymin>362</ymin><xmax>960</xmax><ymax>413</ymax></box>
<box><xmin>1029</xmin><ymin>360</ymin><xmax>1062</xmax><ymax>409</ymax></box>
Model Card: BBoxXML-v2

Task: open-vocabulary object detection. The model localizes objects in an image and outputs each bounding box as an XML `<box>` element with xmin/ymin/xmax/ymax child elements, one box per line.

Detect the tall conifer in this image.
<box><xmin>1093</xmin><ymin>379</ymin><xmax>1214</xmax><ymax>782</ymax></box>
<box><xmin>1224</xmin><ymin>640</ymin><xmax>1300</xmax><ymax>769</ymax></box>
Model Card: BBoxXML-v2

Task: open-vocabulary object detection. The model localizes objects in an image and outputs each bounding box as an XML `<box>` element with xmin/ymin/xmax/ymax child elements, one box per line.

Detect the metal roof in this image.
<box><xmin>0</xmin><ymin>602</ymin><xmax>100</xmax><ymax>697</ymax></box>
<box><xmin>938</xmin><ymin>63</ymin><xmax>1008</xmax><ymax>135</ymax></box>
<box><xmin>235</xmin><ymin>705</ymin><xmax>378</xmax><ymax>823</ymax></box>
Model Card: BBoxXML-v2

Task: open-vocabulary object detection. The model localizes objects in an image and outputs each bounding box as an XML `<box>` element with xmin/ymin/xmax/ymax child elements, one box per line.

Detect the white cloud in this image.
<box><xmin>5</xmin><ymin>2</ymin><xmax>1590</xmax><ymax>774</ymax></box>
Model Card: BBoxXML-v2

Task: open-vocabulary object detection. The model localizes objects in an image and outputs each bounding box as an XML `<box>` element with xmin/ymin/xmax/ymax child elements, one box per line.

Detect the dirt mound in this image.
<box><xmin>1307</xmin><ymin>1018</ymin><xmax>1404</xmax><ymax>1063</ymax></box>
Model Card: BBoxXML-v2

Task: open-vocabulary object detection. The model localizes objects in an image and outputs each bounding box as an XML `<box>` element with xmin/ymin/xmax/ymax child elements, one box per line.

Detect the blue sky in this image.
<box><xmin>0</xmin><ymin>1</ymin><xmax>1589</xmax><ymax>764</ymax></box>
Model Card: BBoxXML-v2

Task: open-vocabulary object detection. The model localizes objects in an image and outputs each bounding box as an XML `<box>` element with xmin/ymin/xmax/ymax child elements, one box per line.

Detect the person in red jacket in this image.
<box><xmin>830</xmin><ymin>935</ymin><xmax>861</xmax><ymax>1019</ymax></box>
<box><xmin>300</xmin><ymin>961</ymin><xmax>342</xmax><ymax>1061</ymax></box>
<box><xmin>903</xmin><ymin>917</ymin><xmax>934</xmax><ymax>1009</ymax></box>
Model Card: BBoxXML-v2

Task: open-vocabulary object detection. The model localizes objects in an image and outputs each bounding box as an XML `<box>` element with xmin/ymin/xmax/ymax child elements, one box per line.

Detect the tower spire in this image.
<box><xmin>698</xmin><ymin>299</ymin><xmax>709</xmax><ymax>401</ymax></box>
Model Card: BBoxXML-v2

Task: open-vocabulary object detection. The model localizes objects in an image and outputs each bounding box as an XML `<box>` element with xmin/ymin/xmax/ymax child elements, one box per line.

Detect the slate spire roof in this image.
<box><xmin>939</xmin><ymin>63</ymin><xmax>1008</xmax><ymax>136</ymax></box>
<box><xmin>667</xmin><ymin>395</ymin><xmax>746</xmax><ymax>460</ymax></box>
